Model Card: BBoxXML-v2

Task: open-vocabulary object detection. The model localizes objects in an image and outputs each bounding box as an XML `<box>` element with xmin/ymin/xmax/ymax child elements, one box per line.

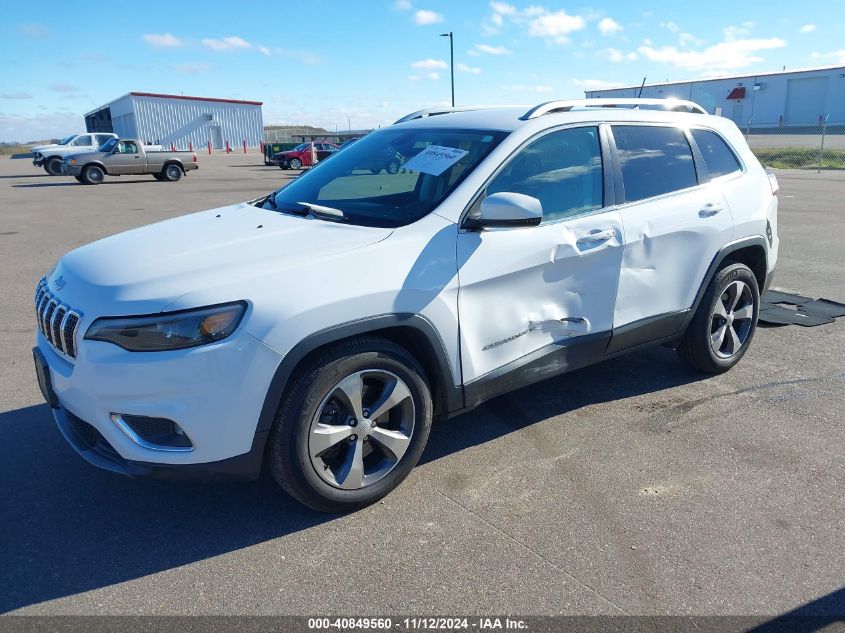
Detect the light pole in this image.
<box><xmin>440</xmin><ymin>31</ymin><xmax>454</xmax><ymax>107</ymax></box>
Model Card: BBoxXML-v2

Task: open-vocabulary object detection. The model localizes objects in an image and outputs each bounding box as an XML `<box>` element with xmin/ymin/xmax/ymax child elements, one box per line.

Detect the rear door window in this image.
<box><xmin>691</xmin><ymin>128</ymin><xmax>742</xmax><ymax>177</ymax></box>
<box><xmin>613</xmin><ymin>125</ymin><xmax>698</xmax><ymax>202</ymax></box>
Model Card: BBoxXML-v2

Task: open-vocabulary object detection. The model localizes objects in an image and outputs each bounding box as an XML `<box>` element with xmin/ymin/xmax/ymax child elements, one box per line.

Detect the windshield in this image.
<box><xmin>99</xmin><ymin>138</ymin><xmax>118</xmax><ymax>152</ymax></box>
<box><xmin>293</xmin><ymin>143</ymin><xmax>309</xmax><ymax>151</ymax></box>
<box><xmin>269</xmin><ymin>127</ymin><xmax>507</xmax><ymax>227</ymax></box>
<box><xmin>57</xmin><ymin>135</ymin><xmax>75</xmax><ymax>145</ymax></box>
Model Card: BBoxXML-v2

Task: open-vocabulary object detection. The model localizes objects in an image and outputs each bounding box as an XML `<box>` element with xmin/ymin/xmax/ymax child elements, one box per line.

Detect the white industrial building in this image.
<box><xmin>84</xmin><ymin>92</ymin><xmax>264</xmax><ymax>149</ymax></box>
<box><xmin>585</xmin><ymin>65</ymin><xmax>845</xmax><ymax>128</ymax></box>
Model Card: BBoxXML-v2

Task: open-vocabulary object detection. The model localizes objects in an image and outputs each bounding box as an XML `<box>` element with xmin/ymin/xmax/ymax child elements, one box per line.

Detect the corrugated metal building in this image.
<box><xmin>84</xmin><ymin>92</ymin><xmax>263</xmax><ymax>149</ymax></box>
<box><xmin>585</xmin><ymin>65</ymin><xmax>845</xmax><ymax>128</ymax></box>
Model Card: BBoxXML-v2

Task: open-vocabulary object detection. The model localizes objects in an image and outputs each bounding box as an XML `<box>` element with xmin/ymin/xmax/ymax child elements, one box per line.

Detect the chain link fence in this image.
<box><xmin>744</xmin><ymin>117</ymin><xmax>845</xmax><ymax>171</ymax></box>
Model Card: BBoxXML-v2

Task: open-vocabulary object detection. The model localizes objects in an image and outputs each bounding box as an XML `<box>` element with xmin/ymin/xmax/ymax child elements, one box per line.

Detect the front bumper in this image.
<box><xmin>34</xmin><ymin>326</ymin><xmax>283</xmax><ymax>476</ymax></box>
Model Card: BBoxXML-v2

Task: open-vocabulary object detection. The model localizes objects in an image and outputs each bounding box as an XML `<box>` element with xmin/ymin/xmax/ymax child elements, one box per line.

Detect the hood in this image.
<box><xmin>63</xmin><ymin>150</ymin><xmax>106</xmax><ymax>162</ymax></box>
<box><xmin>31</xmin><ymin>143</ymin><xmax>62</xmax><ymax>152</ymax></box>
<box><xmin>50</xmin><ymin>202</ymin><xmax>393</xmax><ymax>315</ymax></box>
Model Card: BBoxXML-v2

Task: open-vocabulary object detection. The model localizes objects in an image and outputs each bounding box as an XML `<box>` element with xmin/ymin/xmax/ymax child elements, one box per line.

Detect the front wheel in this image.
<box><xmin>74</xmin><ymin>175</ymin><xmax>84</xmax><ymax>183</ymax></box>
<box><xmin>81</xmin><ymin>164</ymin><xmax>105</xmax><ymax>185</ymax></box>
<box><xmin>678</xmin><ymin>263</ymin><xmax>759</xmax><ymax>373</ymax></box>
<box><xmin>271</xmin><ymin>336</ymin><xmax>433</xmax><ymax>513</ymax></box>
<box><xmin>386</xmin><ymin>160</ymin><xmax>400</xmax><ymax>175</ymax></box>
<box><xmin>44</xmin><ymin>157</ymin><xmax>63</xmax><ymax>176</ymax></box>
<box><xmin>289</xmin><ymin>158</ymin><xmax>302</xmax><ymax>170</ymax></box>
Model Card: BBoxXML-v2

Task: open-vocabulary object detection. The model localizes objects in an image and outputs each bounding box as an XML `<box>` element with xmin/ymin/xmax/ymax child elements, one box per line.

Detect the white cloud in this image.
<box><xmin>19</xmin><ymin>23</ymin><xmax>50</xmax><ymax>39</ymax></box>
<box><xmin>679</xmin><ymin>32</ymin><xmax>705</xmax><ymax>47</ymax></box>
<box><xmin>571</xmin><ymin>78</ymin><xmax>625</xmax><ymax>91</ymax></box>
<box><xmin>428</xmin><ymin>72</ymin><xmax>440</xmax><ymax>79</ymax></box>
<box><xmin>142</xmin><ymin>32</ymin><xmax>182</xmax><ymax>47</ymax></box>
<box><xmin>258</xmin><ymin>45</ymin><xmax>271</xmax><ymax>56</ymax></box>
<box><xmin>473</xmin><ymin>43</ymin><xmax>512</xmax><ymax>55</ymax></box>
<box><xmin>724</xmin><ymin>24</ymin><xmax>751</xmax><ymax>41</ymax></box>
<box><xmin>274</xmin><ymin>48</ymin><xmax>321</xmax><ymax>64</ymax></box>
<box><xmin>413</xmin><ymin>9</ymin><xmax>444</xmax><ymax>25</ymax></box>
<box><xmin>811</xmin><ymin>49</ymin><xmax>845</xmax><ymax>63</ymax></box>
<box><xmin>171</xmin><ymin>63</ymin><xmax>211</xmax><ymax>74</ymax></box>
<box><xmin>660</xmin><ymin>21</ymin><xmax>680</xmax><ymax>33</ymax></box>
<box><xmin>201</xmin><ymin>36</ymin><xmax>251</xmax><ymax>51</ymax></box>
<box><xmin>528</xmin><ymin>10</ymin><xmax>586</xmax><ymax>43</ymax></box>
<box><xmin>602</xmin><ymin>48</ymin><xmax>637</xmax><ymax>62</ymax></box>
<box><xmin>598</xmin><ymin>18</ymin><xmax>623</xmax><ymax>36</ymax></box>
<box><xmin>411</xmin><ymin>58</ymin><xmax>448</xmax><ymax>69</ymax></box>
<box><xmin>500</xmin><ymin>84</ymin><xmax>554</xmax><ymax>93</ymax></box>
<box><xmin>637</xmin><ymin>36</ymin><xmax>786</xmax><ymax>72</ymax></box>
<box><xmin>456</xmin><ymin>63</ymin><xmax>482</xmax><ymax>74</ymax></box>
<box><xmin>800</xmin><ymin>24</ymin><xmax>817</xmax><ymax>33</ymax></box>
<box><xmin>490</xmin><ymin>1</ymin><xmax>517</xmax><ymax>15</ymax></box>
<box><xmin>394</xmin><ymin>0</ymin><xmax>412</xmax><ymax>9</ymax></box>
<box><xmin>0</xmin><ymin>92</ymin><xmax>32</xmax><ymax>99</ymax></box>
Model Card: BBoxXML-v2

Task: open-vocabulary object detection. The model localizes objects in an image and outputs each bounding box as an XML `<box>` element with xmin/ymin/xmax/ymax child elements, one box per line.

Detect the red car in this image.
<box><xmin>272</xmin><ymin>142</ymin><xmax>339</xmax><ymax>169</ymax></box>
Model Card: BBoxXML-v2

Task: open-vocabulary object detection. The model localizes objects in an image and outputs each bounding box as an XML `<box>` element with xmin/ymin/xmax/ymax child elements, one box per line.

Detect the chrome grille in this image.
<box><xmin>34</xmin><ymin>277</ymin><xmax>82</xmax><ymax>360</ymax></box>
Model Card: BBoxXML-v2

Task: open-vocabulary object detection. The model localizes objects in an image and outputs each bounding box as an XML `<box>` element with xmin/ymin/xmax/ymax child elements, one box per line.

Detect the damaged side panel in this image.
<box><xmin>614</xmin><ymin>186</ymin><xmax>734</xmax><ymax>327</ymax></box>
<box><xmin>457</xmin><ymin>210</ymin><xmax>624</xmax><ymax>384</ymax></box>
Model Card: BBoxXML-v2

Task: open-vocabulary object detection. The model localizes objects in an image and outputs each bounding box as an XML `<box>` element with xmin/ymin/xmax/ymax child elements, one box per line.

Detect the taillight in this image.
<box><xmin>767</xmin><ymin>171</ymin><xmax>779</xmax><ymax>196</ymax></box>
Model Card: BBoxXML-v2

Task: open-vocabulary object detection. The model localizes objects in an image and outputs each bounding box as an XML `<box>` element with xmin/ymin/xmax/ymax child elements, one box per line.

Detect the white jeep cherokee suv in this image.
<box><xmin>33</xmin><ymin>99</ymin><xmax>779</xmax><ymax>512</ymax></box>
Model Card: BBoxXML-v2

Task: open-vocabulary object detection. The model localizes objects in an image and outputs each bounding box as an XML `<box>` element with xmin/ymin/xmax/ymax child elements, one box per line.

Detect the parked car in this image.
<box><xmin>272</xmin><ymin>142</ymin><xmax>340</xmax><ymax>169</ymax></box>
<box><xmin>61</xmin><ymin>138</ymin><xmax>198</xmax><ymax>184</ymax></box>
<box><xmin>32</xmin><ymin>133</ymin><xmax>118</xmax><ymax>175</ymax></box>
<box><xmin>33</xmin><ymin>98</ymin><xmax>778</xmax><ymax>512</ymax></box>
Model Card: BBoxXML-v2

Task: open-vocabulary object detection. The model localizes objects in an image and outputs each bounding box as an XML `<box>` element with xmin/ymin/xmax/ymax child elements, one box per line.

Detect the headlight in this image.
<box><xmin>85</xmin><ymin>302</ymin><xmax>246</xmax><ymax>351</ymax></box>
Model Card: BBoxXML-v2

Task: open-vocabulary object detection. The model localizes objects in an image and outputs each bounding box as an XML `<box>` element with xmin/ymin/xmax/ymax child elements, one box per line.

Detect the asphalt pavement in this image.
<box><xmin>0</xmin><ymin>154</ymin><xmax>842</xmax><ymax>617</ymax></box>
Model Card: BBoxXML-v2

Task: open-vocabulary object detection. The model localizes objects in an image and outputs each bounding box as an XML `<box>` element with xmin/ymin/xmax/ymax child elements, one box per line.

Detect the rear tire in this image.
<box><xmin>152</xmin><ymin>173</ymin><xmax>165</xmax><ymax>181</ymax></box>
<box><xmin>44</xmin><ymin>157</ymin><xmax>63</xmax><ymax>176</ymax></box>
<box><xmin>162</xmin><ymin>163</ymin><xmax>182</xmax><ymax>182</ymax></box>
<box><xmin>81</xmin><ymin>164</ymin><xmax>105</xmax><ymax>185</ymax></box>
<box><xmin>678</xmin><ymin>263</ymin><xmax>759</xmax><ymax>374</ymax></box>
<box><xmin>270</xmin><ymin>336</ymin><xmax>433</xmax><ymax>513</ymax></box>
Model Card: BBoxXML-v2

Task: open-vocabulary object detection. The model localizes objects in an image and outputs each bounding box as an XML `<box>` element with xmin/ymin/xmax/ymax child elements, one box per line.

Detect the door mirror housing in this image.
<box><xmin>464</xmin><ymin>192</ymin><xmax>543</xmax><ymax>230</ymax></box>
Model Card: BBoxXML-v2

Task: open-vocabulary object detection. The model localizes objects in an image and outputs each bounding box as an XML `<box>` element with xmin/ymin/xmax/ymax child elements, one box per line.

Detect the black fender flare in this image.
<box><xmin>682</xmin><ymin>235</ymin><xmax>769</xmax><ymax>330</ymax></box>
<box><xmin>255</xmin><ymin>313</ymin><xmax>463</xmax><ymax>434</ymax></box>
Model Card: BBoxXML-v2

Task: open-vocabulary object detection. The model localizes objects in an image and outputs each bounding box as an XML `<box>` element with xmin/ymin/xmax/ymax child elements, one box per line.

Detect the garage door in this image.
<box><xmin>785</xmin><ymin>76</ymin><xmax>827</xmax><ymax>124</ymax></box>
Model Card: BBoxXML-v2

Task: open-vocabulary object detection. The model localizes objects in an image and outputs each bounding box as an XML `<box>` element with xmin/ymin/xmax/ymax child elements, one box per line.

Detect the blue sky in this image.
<box><xmin>1</xmin><ymin>0</ymin><xmax>842</xmax><ymax>141</ymax></box>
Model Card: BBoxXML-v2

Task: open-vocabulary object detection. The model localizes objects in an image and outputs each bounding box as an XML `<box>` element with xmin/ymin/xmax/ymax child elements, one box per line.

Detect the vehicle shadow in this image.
<box><xmin>0</xmin><ymin>346</ymin><xmax>703</xmax><ymax>613</ymax></box>
<box><xmin>0</xmin><ymin>174</ymin><xmax>53</xmax><ymax>179</ymax></box>
<box><xmin>13</xmin><ymin>180</ymin><xmax>156</xmax><ymax>188</ymax></box>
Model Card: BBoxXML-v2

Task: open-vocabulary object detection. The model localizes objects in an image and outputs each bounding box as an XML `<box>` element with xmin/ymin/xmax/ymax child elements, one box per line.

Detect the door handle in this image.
<box><xmin>576</xmin><ymin>229</ymin><xmax>616</xmax><ymax>245</ymax></box>
<box><xmin>699</xmin><ymin>203</ymin><xmax>723</xmax><ymax>217</ymax></box>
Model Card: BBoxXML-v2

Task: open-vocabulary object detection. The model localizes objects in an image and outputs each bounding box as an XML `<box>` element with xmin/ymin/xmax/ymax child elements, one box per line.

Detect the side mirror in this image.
<box><xmin>464</xmin><ymin>192</ymin><xmax>543</xmax><ymax>230</ymax></box>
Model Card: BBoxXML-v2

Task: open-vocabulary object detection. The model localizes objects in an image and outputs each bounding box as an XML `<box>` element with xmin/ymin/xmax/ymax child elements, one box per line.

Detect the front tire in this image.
<box><xmin>44</xmin><ymin>157</ymin><xmax>63</xmax><ymax>176</ymax></box>
<box><xmin>679</xmin><ymin>263</ymin><xmax>759</xmax><ymax>373</ymax></box>
<box><xmin>289</xmin><ymin>158</ymin><xmax>302</xmax><ymax>170</ymax></box>
<box><xmin>386</xmin><ymin>160</ymin><xmax>400</xmax><ymax>175</ymax></box>
<box><xmin>271</xmin><ymin>336</ymin><xmax>433</xmax><ymax>513</ymax></box>
<box><xmin>81</xmin><ymin>164</ymin><xmax>105</xmax><ymax>185</ymax></box>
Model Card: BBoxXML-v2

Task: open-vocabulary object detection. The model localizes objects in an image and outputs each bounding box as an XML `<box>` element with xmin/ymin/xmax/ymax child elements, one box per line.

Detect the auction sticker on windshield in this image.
<box><xmin>402</xmin><ymin>145</ymin><xmax>469</xmax><ymax>176</ymax></box>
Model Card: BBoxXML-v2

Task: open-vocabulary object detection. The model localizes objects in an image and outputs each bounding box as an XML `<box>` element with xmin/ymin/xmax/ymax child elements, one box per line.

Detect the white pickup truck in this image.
<box><xmin>32</xmin><ymin>133</ymin><xmax>118</xmax><ymax>175</ymax></box>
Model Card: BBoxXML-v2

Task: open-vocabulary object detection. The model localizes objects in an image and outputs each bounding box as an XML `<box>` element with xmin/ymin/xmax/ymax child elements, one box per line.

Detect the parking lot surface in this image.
<box><xmin>0</xmin><ymin>154</ymin><xmax>842</xmax><ymax>616</ymax></box>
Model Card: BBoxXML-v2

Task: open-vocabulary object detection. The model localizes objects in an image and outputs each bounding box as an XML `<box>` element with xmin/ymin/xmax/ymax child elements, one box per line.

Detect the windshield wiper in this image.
<box><xmin>295</xmin><ymin>201</ymin><xmax>348</xmax><ymax>222</ymax></box>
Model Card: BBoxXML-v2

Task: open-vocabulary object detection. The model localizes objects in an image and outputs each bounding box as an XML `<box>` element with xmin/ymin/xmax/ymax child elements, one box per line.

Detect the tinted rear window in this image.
<box><xmin>613</xmin><ymin>125</ymin><xmax>698</xmax><ymax>202</ymax></box>
<box><xmin>691</xmin><ymin>128</ymin><xmax>742</xmax><ymax>177</ymax></box>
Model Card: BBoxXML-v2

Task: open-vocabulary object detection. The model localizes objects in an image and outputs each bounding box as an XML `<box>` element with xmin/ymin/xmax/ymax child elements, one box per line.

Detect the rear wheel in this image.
<box><xmin>162</xmin><ymin>163</ymin><xmax>182</xmax><ymax>182</ymax></box>
<box><xmin>44</xmin><ymin>157</ymin><xmax>63</xmax><ymax>176</ymax></box>
<box><xmin>81</xmin><ymin>164</ymin><xmax>105</xmax><ymax>185</ymax></box>
<box><xmin>290</xmin><ymin>158</ymin><xmax>302</xmax><ymax>170</ymax></box>
<box><xmin>271</xmin><ymin>336</ymin><xmax>433</xmax><ymax>513</ymax></box>
<box><xmin>679</xmin><ymin>263</ymin><xmax>759</xmax><ymax>373</ymax></box>
<box><xmin>152</xmin><ymin>173</ymin><xmax>165</xmax><ymax>181</ymax></box>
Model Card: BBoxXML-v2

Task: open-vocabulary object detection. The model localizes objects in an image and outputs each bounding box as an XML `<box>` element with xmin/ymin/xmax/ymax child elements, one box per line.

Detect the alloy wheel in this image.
<box><xmin>710</xmin><ymin>280</ymin><xmax>754</xmax><ymax>358</ymax></box>
<box><xmin>308</xmin><ymin>369</ymin><xmax>415</xmax><ymax>490</ymax></box>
